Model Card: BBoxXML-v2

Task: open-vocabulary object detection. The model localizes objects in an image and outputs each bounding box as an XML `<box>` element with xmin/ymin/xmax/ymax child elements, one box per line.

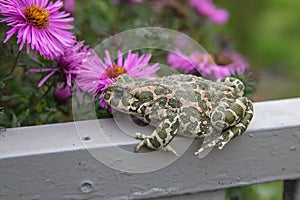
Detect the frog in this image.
<box><xmin>103</xmin><ymin>74</ymin><xmax>254</xmax><ymax>157</ymax></box>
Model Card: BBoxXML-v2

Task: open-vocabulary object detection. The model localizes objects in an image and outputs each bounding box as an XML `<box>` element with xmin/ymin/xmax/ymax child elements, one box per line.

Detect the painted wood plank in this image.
<box><xmin>0</xmin><ymin>98</ymin><xmax>299</xmax><ymax>199</ymax></box>
<box><xmin>153</xmin><ymin>190</ymin><xmax>225</xmax><ymax>200</ymax></box>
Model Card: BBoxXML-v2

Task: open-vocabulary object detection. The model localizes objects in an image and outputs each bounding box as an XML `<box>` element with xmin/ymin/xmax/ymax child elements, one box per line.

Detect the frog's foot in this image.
<box><xmin>195</xmin><ymin>130</ymin><xmax>237</xmax><ymax>157</ymax></box>
<box><xmin>194</xmin><ymin>144</ymin><xmax>214</xmax><ymax>158</ymax></box>
<box><xmin>134</xmin><ymin>133</ymin><xmax>149</xmax><ymax>153</ymax></box>
<box><xmin>135</xmin><ymin>132</ymin><xmax>148</xmax><ymax>140</ymax></box>
<box><xmin>194</xmin><ymin>126</ymin><xmax>240</xmax><ymax>158</ymax></box>
<box><xmin>216</xmin><ymin>99</ymin><xmax>253</xmax><ymax>149</ymax></box>
<box><xmin>162</xmin><ymin>145</ymin><xmax>179</xmax><ymax>157</ymax></box>
<box><xmin>135</xmin><ymin>133</ymin><xmax>179</xmax><ymax>156</ymax></box>
<box><xmin>134</xmin><ymin>114</ymin><xmax>180</xmax><ymax>156</ymax></box>
<box><xmin>195</xmin><ymin>98</ymin><xmax>253</xmax><ymax>158</ymax></box>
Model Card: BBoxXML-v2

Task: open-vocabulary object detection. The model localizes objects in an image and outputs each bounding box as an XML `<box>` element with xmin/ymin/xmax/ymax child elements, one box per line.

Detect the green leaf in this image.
<box><xmin>0</xmin><ymin>74</ymin><xmax>13</xmax><ymax>82</ymax></box>
<box><xmin>0</xmin><ymin>82</ymin><xmax>5</xmax><ymax>89</ymax></box>
<box><xmin>10</xmin><ymin>112</ymin><xmax>20</xmax><ymax>127</ymax></box>
<box><xmin>0</xmin><ymin>94</ymin><xmax>20</xmax><ymax>101</ymax></box>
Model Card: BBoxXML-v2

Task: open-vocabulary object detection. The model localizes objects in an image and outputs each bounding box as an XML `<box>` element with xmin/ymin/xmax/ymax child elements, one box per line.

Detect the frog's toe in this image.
<box><xmin>194</xmin><ymin>142</ymin><xmax>216</xmax><ymax>158</ymax></box>
<box><xmin>216</xmin><ymin>133</ymin><xmax>233</xmax><ymax>150</ymax></box>
<box><xmin>134</xmin><ymin>140</ymin><xmax>147</xmax><ymax>152</ymax></box>
<box><xmin>135</xmin><ymin>132</ymin><xmax>148</xmax><ymax>140</ymax></box>
<box><xmin>162</xmin><ymin>145</ymin><xmax>179</xmax><ymax>157</ymax></box>
<box><xmin>134</xmin><ymin>133</ymin><xmax>149</xmax><ymax>152</ymax></box>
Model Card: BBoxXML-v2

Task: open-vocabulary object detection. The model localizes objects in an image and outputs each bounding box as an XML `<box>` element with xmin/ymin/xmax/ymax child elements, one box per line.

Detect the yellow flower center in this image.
<box><xmin>105</xmin><ymin>65</ymin><xmax>127</xmax><ymax>78</ymax></box>
<box><xmin>24</xmin><ymin>4</ymin><xmax>50</xmax><ymax>29</ymax></box>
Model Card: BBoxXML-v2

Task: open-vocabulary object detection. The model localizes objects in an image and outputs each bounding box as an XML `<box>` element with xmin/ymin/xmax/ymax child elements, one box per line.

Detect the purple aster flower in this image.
<box><xmin>189</xmin><ymin>0</ymin><xmax>229</xmax><ymax>25</ymax></box>
<box><xmin>0</xmin><ymin>0</ymin><xmax>75</xmax><ymax>59</ymax></box>
<box><xmin>29</xmin><ymin>41</ymin><xmax>91</xmax><ymax>87</ymax></box>
<box><xmin>63</xmin><ymin>0</ymin><xmax>75</xmax><ymax>13</ymax></box>
<box><xmin>218</xmin><ymin>50</ymin><xmax>248</xmax><ymax>75</ymax></box>
<box><xmin>54</xmin><ymin>83</ymin><xmax>72</xmax><ymax>101</ymax></box>
<box><xmin>167</xmin><ymin>49</ymin><xmax>248</xmax><ymax>79</ymax></box>
<box><xmin>209</xmin><ymin>9</ymin><xmax>228</xmax><ymax>25</ymax></box>
<box><xmin>167</xmin><ymin>49</ymin><xmax>199</xmax><ymax>73</ymax></box>
<box><xmin>77</xmin><ymin>50</ymin><xmax>160</xmax><ymax>108</ymax></box>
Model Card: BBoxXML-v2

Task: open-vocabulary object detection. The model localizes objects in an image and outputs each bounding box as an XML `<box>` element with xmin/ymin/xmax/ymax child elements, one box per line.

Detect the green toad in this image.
<box><xmin>104</xmin><ymin>74</ymin><xmax>253</xmax><ymax>157</ymax></box>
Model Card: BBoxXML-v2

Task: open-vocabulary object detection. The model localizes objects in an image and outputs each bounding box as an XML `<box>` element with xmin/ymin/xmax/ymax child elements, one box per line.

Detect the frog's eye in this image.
<box><xmin>114</xmin><ymin>86</ymin><xmax>124</xmax><ymax>97</ymax></box>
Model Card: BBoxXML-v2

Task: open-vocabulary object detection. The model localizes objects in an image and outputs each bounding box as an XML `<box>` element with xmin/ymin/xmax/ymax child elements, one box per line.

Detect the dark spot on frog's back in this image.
<box><xmin>134</xmin><ymin>91</ymin><xmax>153</xmax><ymax>101</ymax></box>
<box><xmin>168</xmin><ymin>98</ymin><xmax>182</xmax><ymax>108</ymax></box>
<box><xmin>156</xmin><ymin>97</ymin><xmax>167</xmax><ymax>105</ymax></box>
<box><xmin>154</xmin><ymin>87</ymin><xmax>164</xmax><ymax>95</ymax></box>
<box><xmin>198</xmin><ymin>99</ymin><xmax>208</xmax><ymax>110</ymax></box>
<box><xmin>131</xmin><ymin>100</ymin><xmax>141</xmax><ymax>109</ymax></box>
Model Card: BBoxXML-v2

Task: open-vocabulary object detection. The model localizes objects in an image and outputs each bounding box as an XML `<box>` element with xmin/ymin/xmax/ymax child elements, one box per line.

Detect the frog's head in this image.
<box><xmin>103</xmin><ymin>74</ymin><xmax>134</xmax><ymax>112</ymax></box>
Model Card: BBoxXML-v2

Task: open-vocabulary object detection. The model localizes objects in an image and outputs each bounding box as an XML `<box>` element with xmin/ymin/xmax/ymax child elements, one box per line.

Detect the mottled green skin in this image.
<box><xmin>104</xmin><ymin>74</ymin><xmax>254</xmax><ymax>157</ymax></box>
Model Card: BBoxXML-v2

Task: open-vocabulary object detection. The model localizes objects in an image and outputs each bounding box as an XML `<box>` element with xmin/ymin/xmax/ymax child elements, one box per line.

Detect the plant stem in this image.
<box><xmin>2</xmin><ymin>51</ymin><xmax>22</xmax><ymax>91</ymax></box>
<box><xmin>29</xmin><ymin>82</ymin><xmax>55</xmax><ymax>113</ymax></box>
<box><xmin>10</xmin><ymin>50</ymin><xmax>22</xmax><ymax>75</ymax></box>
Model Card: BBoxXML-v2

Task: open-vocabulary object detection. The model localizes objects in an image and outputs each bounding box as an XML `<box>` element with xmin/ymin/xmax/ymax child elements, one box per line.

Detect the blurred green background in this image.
<box><xmin>219</xmin><ymin>0</ymin><xmax>300</xmax><ymax>101</ymax></box>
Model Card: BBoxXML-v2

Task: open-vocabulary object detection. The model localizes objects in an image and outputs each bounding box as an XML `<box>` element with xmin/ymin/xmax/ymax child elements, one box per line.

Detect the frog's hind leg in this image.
<box><xmin>195</xmin><ymin>97</ymin><xmax>253</xmax><ymax>156</ymax></box>
<box><xmin>134</xmin><ymin>113</ymin><xmax>180</xmax><ymax>156</ymax></box>
<box><xmin>217</xmin><ymin>77</ymin><xmax>245</xmax><ymax>97</ymax></box>
<box><xmin>215</xmin><ymin>98</ymin><xmax>253</xmax><ymax>149</ymax></box>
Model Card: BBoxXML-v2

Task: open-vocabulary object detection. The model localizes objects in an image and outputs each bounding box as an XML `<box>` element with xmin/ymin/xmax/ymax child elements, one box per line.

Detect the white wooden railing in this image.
<box><xmin>0</xmin><ymin>98</ymin><xmax>300</xmax><ymax>200</ymax></box>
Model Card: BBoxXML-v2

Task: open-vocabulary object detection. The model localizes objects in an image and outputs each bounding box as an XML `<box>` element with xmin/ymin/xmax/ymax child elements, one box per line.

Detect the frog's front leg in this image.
<box><xmin>195</xmin><ymin>97</ymin><xmax>253</xmax><ymax>155</ymax></box>
<box><xmin>134</xmin><ymin>111</ymin><xmax>180</xmax><ymax>156</ymax></box>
